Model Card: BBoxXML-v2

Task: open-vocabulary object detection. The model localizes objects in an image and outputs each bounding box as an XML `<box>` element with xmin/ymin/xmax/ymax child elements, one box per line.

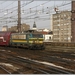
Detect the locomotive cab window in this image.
<box><xmin>32</xmin><ymin>34</ymin><xmax>43</xmax><ymax>38</ymax></box>
<box><xmin>27</xmin><ymin>34</ymin><xmax>43</xmax><ymax>38</ymax></box>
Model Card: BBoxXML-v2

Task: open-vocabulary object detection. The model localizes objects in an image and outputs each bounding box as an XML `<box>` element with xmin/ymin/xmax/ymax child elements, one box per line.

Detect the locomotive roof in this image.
<box><xmin>11</xmin><ymin>32</ymin><xmax>43</xmax><ymax>35</ymax></box>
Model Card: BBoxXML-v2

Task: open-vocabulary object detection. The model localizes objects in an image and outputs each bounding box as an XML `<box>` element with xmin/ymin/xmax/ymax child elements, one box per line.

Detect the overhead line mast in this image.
<box><xmin>18</xmin><ymin>0</ymin><xmax>21</xmax><ymax>32</ymax></box>
<box><xmin>71</xmin><ymin>1</ymin><xmax>75</xmax><ymax>42</ymax></box>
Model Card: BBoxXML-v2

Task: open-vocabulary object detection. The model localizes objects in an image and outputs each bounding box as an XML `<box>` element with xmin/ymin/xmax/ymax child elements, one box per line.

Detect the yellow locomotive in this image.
<box><xmin>10</xmin><ymin>32</ymin><xmax>45</xmax><ymax>50</ymax></box>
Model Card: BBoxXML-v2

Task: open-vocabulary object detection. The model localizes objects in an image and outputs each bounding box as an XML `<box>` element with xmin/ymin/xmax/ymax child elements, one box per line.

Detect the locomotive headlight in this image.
<box><xmin>33</xmin><ymin>40</ymin><xmax>39</xmax><ymax>43</ymax></box>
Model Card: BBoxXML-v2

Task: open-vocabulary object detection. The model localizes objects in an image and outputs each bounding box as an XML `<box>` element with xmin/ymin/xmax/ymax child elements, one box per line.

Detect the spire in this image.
<box><xmin>32</xmin><ymin>21</ymin><xmax>37</xmax><ymax>30</ymax></box>
<box><xmin>33</xmin><ymin>21</ymin><xmax>36</xmax><ymax>28</ymax></box>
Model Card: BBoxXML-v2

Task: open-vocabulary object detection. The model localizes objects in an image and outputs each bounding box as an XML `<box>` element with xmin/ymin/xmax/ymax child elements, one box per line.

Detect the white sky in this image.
<box><xmin>0</xmin><ymin>1</ymin><xmax>71</xmax><ymax>30</ymax></box>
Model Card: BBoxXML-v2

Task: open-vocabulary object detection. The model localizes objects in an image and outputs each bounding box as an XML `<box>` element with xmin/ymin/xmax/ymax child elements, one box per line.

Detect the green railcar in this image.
<box><xmin>10</xmin><ymin>33</ymin><xmax>45</xmax><ymax>50</ymax></box>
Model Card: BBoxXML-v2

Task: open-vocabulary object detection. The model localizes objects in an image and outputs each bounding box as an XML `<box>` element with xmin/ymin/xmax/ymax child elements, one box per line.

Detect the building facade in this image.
<box><xmin>43</xmin><ymin>34</ymin><xmax>53</xmax><ymax>42</ymax></box>
<box><xmin>2</xmin><ymin>26</ymin><xmax>8</xmax><ymax>31</ymax></box>
<box><xmin>37</xmin><ymin>29</ymin><xmax>53</xmax><ymax>42</ymax></box>
<box><xmin>52</xmin><ymin>11</ymin><xmax>71</xmax><ymax>42</ymax></box>
<box><xmin>21</xmin><ymin>23</ymin><xmax>30</xmax><ymax>32</ymax></box>
<box><xmin>8</xmin><ymin>23</ymin><xmax>30</xmax><ymax>32</ymax></box>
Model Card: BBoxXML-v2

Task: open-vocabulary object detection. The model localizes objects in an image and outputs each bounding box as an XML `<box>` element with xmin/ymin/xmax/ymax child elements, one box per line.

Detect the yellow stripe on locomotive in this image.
<box><xmin>12</xmin><ymin>39</ymin><xmax>27</xmax><ymax>43</ymax></box>
<box><xmin>11</xmin><ymin>39</ymin><xmax>43</xmax><ymax>44</ymax></box>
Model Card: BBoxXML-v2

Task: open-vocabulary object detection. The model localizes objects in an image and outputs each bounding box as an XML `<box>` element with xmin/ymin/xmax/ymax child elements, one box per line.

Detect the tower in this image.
<box><xmin>32</xmin><ymin>21</ymin><xmax>37</xmax><ymax>30</ymax></box>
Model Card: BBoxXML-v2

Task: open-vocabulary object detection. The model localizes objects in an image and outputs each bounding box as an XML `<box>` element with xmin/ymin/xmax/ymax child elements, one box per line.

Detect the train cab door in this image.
<box><xmin>27</xmin><ymin>33</ymin><xmax>32</xmax><ymax>44</ymax></box>
<box><xmin>26</xmin><ymin>34</ymin><xmax>29</xmax><ymax>44</ymax></box>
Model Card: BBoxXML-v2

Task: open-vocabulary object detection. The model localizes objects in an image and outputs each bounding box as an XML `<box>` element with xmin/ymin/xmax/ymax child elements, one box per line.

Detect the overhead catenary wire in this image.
<box><xmin>2</xmin><ymin>1</ymin><xmax>16</xmax><ymax>10</ymax></box>
<box><xmin>0</xmin><ymin>0</ymin><xmax>34</xmax><ymax>19</ymax></box>
<box><xmin>0</xmin><ymin>1</ymin><xmax>71</xmax><ymax>21</ymax></box>
<box><xmin>0</xmin><ymin>1</ymin><xmax>7</xmax><ymax>5</ymax></box>
<box><xmin>0</xmin><ymin>0</ymin><xmax>49</xmax><ymax>20</ymax></box>
<box><xmin>0</xmin><ymin>1</ymin><xmax>71</xmax><ymax>28</ymax></box>
<box><xmin>0</xmin><ymin>1</ymin><xmax>51</xmax><ymax>21</ymax></box>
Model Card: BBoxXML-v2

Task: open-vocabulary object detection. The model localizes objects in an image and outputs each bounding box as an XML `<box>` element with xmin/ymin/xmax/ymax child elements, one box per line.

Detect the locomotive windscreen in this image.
<box><xmin>29</xmin><ymin>34</ymin><xmax>43</xmax><ymax>38</ymax></box>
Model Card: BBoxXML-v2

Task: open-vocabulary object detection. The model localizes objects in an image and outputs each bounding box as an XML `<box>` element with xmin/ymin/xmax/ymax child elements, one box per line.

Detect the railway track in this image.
<box><xmin>0</xmin><ymin>51</ymin><xmax>74</xmax><ymax>74</ymax></box>
<box><xmin>29</xmin><ymin>50</ymin><xmax>75</xmax><ymax>71</ymax></box>
<box><xmin>0</xmin><ymin>46</ymin><xmax>75</xmax><ymax>74</ymax></box>
<box><xmin>0</xmin><ymin>53</ymin><xmax>74</xmax><ymax>74</ymax></box>
<box><xmin>11</xmin><ymin>56</ymin><xmax>75</xmax><ymax>74</ymax></box>
<box><xmin>0</xmin><ymin>65</ymin><xmax>11</xmax><ymax>74</ymax></box>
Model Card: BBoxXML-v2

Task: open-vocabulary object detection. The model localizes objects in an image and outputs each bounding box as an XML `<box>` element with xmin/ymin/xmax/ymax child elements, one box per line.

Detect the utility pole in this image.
<box><xmin>71</xmin><ymin>1</ymin><xmax>75</xmax><ymax>42</ymax></box>
<box><xmin>18</xmin><ymin>0</ymin><xmax>21</xmax><ymax>32</ymax></box>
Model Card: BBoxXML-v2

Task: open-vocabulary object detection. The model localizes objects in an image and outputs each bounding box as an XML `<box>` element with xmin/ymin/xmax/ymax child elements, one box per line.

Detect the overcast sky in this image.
<box><xmin>0</xmin><ymin>1</ymin><xmax>71</xmax><ymax>30</ymax></box>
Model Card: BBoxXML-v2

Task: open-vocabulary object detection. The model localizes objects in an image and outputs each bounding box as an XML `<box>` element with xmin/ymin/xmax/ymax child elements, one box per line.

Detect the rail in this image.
<box><xmin>0</xmin><ymin>65</ymin><xmax>11</xmax><ymax>74</ymax></box>
<box><xmin>7</xmin><ymin>56</ymin><xmax>74</xmax><ymax>74</ymax></box>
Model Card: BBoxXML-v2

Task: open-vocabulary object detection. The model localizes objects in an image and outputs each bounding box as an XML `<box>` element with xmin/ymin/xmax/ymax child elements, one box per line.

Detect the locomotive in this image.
<box><xmin>0</xmin><ymin>31</ymin><xmax>45</xmax><ymax>50</ymax></box>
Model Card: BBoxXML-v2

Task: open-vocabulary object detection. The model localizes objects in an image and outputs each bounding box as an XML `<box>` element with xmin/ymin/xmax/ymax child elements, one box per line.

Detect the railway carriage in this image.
<box><xmin>0</xmin><ymin>31</ymin><xmax>11</xmax><ymax>46</ymax></box>
<box><xmin>10</xmin><ymin>33</ymin><xmax>45</xmax><ymax>50</ymax></box>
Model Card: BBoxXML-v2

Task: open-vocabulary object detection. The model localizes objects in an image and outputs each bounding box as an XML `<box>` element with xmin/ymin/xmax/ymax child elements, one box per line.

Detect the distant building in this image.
<box><xmin>37</xmin><ymin>29</ymin><xmax>53</xmax><ymax>42</ymax></box>
<box><xmin>43</xmin><ymin>29</ymin><xmax>50</xmax><ymax>32</ymax></box>
<box><xmin>8</xmin><ymin>23</ymin><xmax>30</xmax><ymax>32</ymax></box>
<box><xmin>2</xmin><ymin>26</ymin><xmax>8</xmax><ymax>31</ymax></box>
<box><xmin>21</xmin><ymin>23</ymin><xmax>30</xmax><ymax>32</ymax></box>
<box><xmin>42</xmin><ymin>31</ymin><xmax>53</xmax><ymax>42</ymax></box>
<box><xmin>43</xmin><ymin>34</ymin><xmax>53</xmax><ymax>42</ymax></box>
<box><xmin>37</xmin><ymin>28</ymin><xmax>50</xmax><ymax>32</ymax></box>
<box><xmin>8</xmin><ymin>26</ymin><xmax>17</xmax><ymax>32</ymax></box>
<box><xmin>52</xmin><ymin>11</ymin><xmax>71</xmax><ymax>42</ymax></box>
